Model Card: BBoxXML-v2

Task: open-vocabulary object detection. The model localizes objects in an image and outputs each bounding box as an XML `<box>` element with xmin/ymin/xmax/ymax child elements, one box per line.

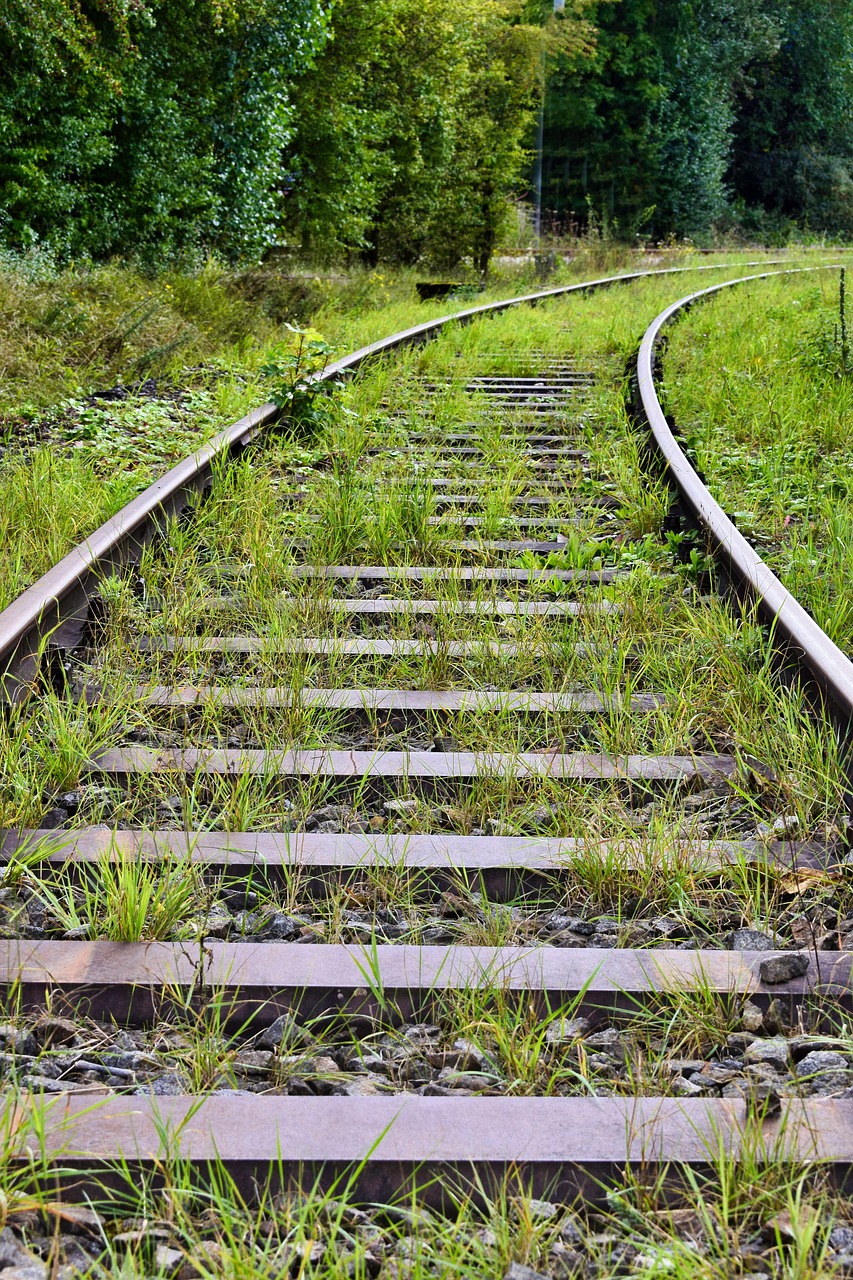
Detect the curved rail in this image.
<box><xmin>636</xmin><ymin>267</ymin><xmax>853</xmax><ymax>726</ymax></box>
<box><xmin>0</xmin><ymin>257</ymin><xmax>822</xmax><ymax>697</ymax></box>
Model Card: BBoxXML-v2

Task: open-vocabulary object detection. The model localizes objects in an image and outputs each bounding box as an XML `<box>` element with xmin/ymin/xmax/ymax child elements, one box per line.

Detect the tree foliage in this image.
<box><xmin>0</xmin><ymin>0</ymin><xmax>328</xmax><ymax>260</ymax></box>
<box><xmin>541</xmin><ymin>0</ymin><xmax>853</xmax><ymax>241</ymax></box>
<box><xmin>4</xmin><ymin>0</ymin><xmax>853</xmax><ymax>262</ymax></box>
<box><xmin>730</xmin><ymin>0</ymin><xmax>853</xmax><ymax>236</ymax></box>
<box><xmin>284</xmin><ymin>0</ymin><xmax>595</xmax><ymax>270</ymax></box>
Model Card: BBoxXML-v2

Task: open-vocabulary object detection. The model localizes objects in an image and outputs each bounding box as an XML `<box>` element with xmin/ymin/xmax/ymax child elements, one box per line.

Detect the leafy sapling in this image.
<box><xmin>261</xmin><ymin>323</ymin><xmax>339</xmax><ymax>432</ymax></box>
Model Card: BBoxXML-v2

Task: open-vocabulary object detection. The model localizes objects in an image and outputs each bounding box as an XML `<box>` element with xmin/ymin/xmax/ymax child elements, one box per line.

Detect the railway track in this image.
<box><xmin>1</xmin><ymin>263</ymin><xmax>853</xmax><ymax>1267</ymax></box>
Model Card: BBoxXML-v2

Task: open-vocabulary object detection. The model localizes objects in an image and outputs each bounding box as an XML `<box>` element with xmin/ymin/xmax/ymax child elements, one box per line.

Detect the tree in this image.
<box><xmin>0</xmin><ymin>0</ymin><xmax>328</xmax><ymax>260</ymax></box>
<box><xmin>284</xmin><ymin>0</ymin><xmax>595</xmax><ymax>270</ymax></box>
<box><xmin>541</xmin><ymin>0</ymin><xmax>784</xmax><ymax>240</ymax></box>
<box><xmin>729</xmin><ymin>0</ymin><xmax>853</xmax><ymax>236</ymax></box>
<box><xmin>541</xmin><ymin>0</ymin><xmax>661</xmax><ymax>235</ymax></box>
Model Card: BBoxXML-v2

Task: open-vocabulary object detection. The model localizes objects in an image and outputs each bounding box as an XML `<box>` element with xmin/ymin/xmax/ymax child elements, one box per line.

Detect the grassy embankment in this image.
<box><xmin>663</xmin><ymin>266</ymin><xmax>853</xmax><ymax>654</ymax></box>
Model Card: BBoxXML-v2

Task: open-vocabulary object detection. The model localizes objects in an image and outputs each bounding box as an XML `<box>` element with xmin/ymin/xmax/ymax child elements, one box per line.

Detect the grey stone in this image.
<box><xmin>744</xmin><ymin>1038</ymin><xmax>790</xmax><ymax>1071</ymax></box>
<box><xmin>545</xmin><ymin>1017</ymin><xmax>590</xmax><ymax>1046</ymax></box>
<box><xmin>741</xmin><ymin>1001</ymin><xmax>765</xmax><ymax>1032</ymax></box>
<box><xmin>772</xmin><ymin>814</ymin><xmax>800</xmax><ymax>836</ymax></box>
<box><xmin>263</xmin><ymin>913</ymin><xmax>303</xmax><ymax>941</ymax></box>
<box><xmin>546</xmin><ymin>915</ymin><xmax>595</xmax><ymax>937</ymax></box>
<box><xmin>31</xmin><ymin>1017</ymin><xmax>78</xmax><ymax>1048</ymax></box>
<box><xmin>651</xmin><ymin>917</ymin><xmax>688</xmax><ymax>939</ymax></box>
<box><xmin>39</xmin><ymin>808</ymin><xmax>68</xmax><ymax>830</ymax></box>
<box><xmin>728</xmin><ymin>1032</ymin><xmax>760</xmax><ymax>1052</ymax></box>
<box><xmin>437</xmin><ymin>1068</ymin><xmax>495</xmax><ymax>1090</ymax></box>
<box><xmin>557</xmin><ymin>1217</ymin><xmax>583</xmax><ymax>1245</ymax></box>
<box><xmin>331</xmin><ymin>1077</ymin><xmax>386</xmax><ymax>1097</ymax></box>
<box><xmin>504</xmin><ymin>1265</ymin><xmax>549</xmax><ymax>1280</ymax></box>
<box><xmin>743</xmin><ymin>1061</ymin><xmax>788</xmax><ymax>1086</ymax></box>
<box><xmin>154</xmin><ymin>1245</ymin><xmax>184</xmax><ymax>1274</ymax></box>
<box><xmin>759</xmin><ymin>952</ymin><xmax>810</xmax><ymax>984</ymax></box>
<box><xmin>789</xmin><ymin>1035</ymin><xmax>851</xmax><ymax>1061</ymax></box>
<box><xmin>101</xmin><ymin>1050</ymin><xmax>156</xmax><ymax>1071</ymax></box>
<box><xmin>550</xmin><ymin>1247</ymin><xmax>585</xmax><ymax>1276</ymax></box>
<box><xmin>0</xmin><ymin>1025</ymin><xmax>38</xmax><ymax>1057</ymax></box>
<box><xmin>485</xmin><ymin>819</ymin><xmax>518</xmax><ymax>837</ymax></box>
<box><xmin>584</xmin><ymin>1028</ymin><xmax>626</xmax><ymax>1060</ymax></box>
<box><xmin>0</xmin><ymin>1229</ymin><xmax>41</xmax><ymax>1271</ymax></box>
<box><xmin>530</xmin><ymin>805</ymin><xmax>556</xmax><ymax>827</ymax></box>
<box><xmin>346</xmin><ymin>1052</ymin><xmax>388</xmax><ymax>1075</ymax></box>
<box><xmin>728</xmin><ymin>928</ymin><xmax>776</xmax><ymax>951</ymax></box>
<box><xmin>796</xmin><ymin>1050</ymin><xmax>849</xmax><ymax>1076</ymax></box>
<box><xmin>665</xmin><ymin>1059</ymin><xmax>706</xmax><ymax>1077</ymax></box>
<box><xmin>831</xmin><ymin>1228</ymin><xmax>853</xmax><ymax>1253</ymax></box>
<box><xmin>56</xmin><ymin>1237</ymin><xmax>99</xmax><ymax>1270</ymax></box>
<box><xmin>421</xmin><ymin>926</ymin><xmax>456</xmax><ymax>944</ymax></box>
<box><xmin>523</xmin><ymin>1200</ymin><xmax>559</xmax><ymax>1223</ymax></box>
<box><xmin>201</xmin><ymin>907</ymin><xmax>233</xmax><ymax>939</ymax></box>
<box><xmin>451</xmin><ymin>1038</ymin><xmax>492</xmax><ymax>1070</ymax></box>
<box><xmin>671</xmin><ymin>1075</ymin><xmax>705</xmax><ymax>1097</ymax></box>
<box><xmin>403</xmin><ymin>1024</ymin><xmax>440</xmax><ymax>1044</ymax></box>
<box><xmin>692</xmin><ymin>1063</ymin><xmax>739</xmax><ymax>1087</ymax></box>
<box><xmin>145</xmin><ymin>1074</ymin><xmax>185</xmax><ymax>1096</ymax></box>
<box><xmin>384</xmin><ymin>798</ymin><xmax>418</xmax><ymax>816</ymax></box>
<box><xmin>17</xmin><ymin>1074</ymin><xmax>90</xmax><ymax>1093</ymax></box>
<box><xmin>232</xmin><ymin>1049</ymin><xmax>274</xmax><ymax>1074</ymax></box>
<box><xmin>810</xmin><ymin>1071</ymin><xmax>853</xmax><ymax>1096</ymax></box>
<box><xmin>304</xmin><ymin>805</ymin><xmax>348</xmax><ymax>830</ymax></box>
<box><xmin>112</xmin><ymin>1228</ymin><xmax>170</xmax><ymax>1258</ymax></box>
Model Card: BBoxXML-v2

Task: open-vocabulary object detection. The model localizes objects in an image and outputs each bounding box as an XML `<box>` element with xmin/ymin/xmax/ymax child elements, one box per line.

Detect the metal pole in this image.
<box><xmin>535</xmin><ymin>0</ymin><xmax>564</xmax><ymax>242</ymax></box>
<box><xmin>533</xmin><ymin>101</ymin><xmax>544</xmax><ymax>241</ymax></box>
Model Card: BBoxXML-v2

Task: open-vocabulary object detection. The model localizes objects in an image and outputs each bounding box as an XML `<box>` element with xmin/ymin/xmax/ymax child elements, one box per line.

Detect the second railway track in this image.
<box><xmin>2</xmin><ymin>263</ymin><xmax>853</xmax><ymax>1238</ymax></box>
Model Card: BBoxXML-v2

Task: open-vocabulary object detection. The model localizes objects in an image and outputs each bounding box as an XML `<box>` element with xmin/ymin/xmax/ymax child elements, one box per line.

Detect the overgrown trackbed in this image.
<box><xmin>1</xmin><ymin>263</ymin><xmax>853</xmax><ymax>1209</ymax></box>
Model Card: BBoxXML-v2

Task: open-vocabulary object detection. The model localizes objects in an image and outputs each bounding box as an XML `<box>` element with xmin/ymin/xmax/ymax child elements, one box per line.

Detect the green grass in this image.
<box><xmin>2</xmin><ymin>275</ymin><xmax>847</xmax><ymax>897</ymax></box>
<box><xmin>662</xmin><ymin>267</ymin><xmax>853</xmax><ymax>655</ymax></box>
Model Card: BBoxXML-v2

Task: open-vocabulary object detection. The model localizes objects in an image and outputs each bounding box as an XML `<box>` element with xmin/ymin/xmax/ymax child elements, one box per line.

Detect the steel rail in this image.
<box><xmin>0</xmin><ymin>258</ymin><xmax>797</xmax><ymax>698</ymax></box>
<box><xmin>636</xmin><ymin>266</ymin><xmax>853</xmax><ymax>726</ymax></box>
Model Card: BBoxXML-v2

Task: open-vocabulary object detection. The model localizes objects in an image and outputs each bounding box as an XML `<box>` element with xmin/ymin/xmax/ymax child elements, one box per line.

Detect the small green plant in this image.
<box><xmin>261</xmin><ymin>323</ymin><xmax>337</xmax><ymax>431</ymax></box>
<box><xmin>30</xmin><ymin>848</ymin><xmax>203</xmax><ymax>942</ymax></box>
